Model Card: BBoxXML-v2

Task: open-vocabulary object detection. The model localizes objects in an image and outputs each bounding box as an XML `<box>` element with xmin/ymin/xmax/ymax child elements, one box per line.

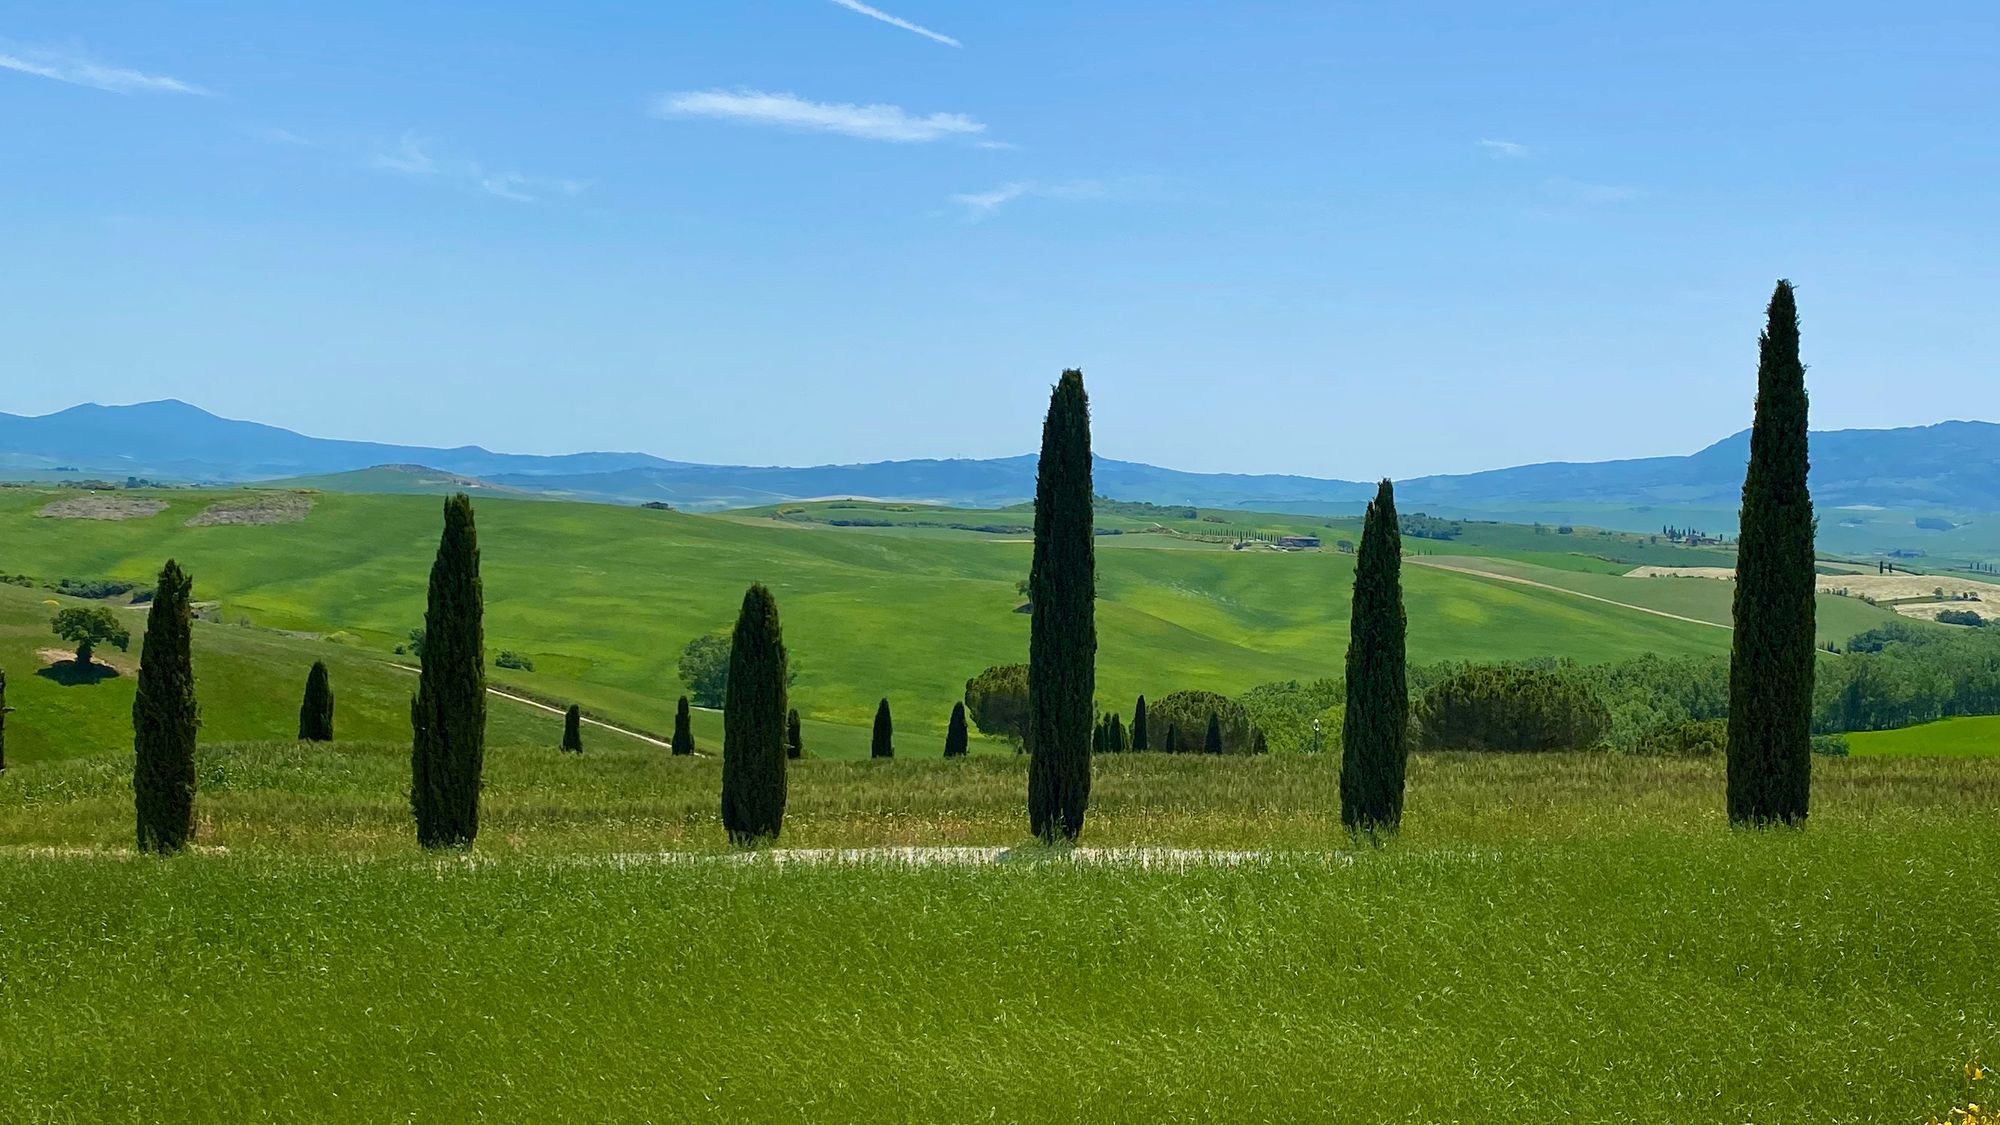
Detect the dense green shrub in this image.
<box><xmin>1936</xmin><ymin>609</ymin><xmax>1987</xmax><ymax>627</ymax></box>
<box><xmin>1414</xmin><ymin>665</ymin><xmax>1610</xmax><ymax>752</ymax></box>
<box><xmin>1810</xmin><ymin>733</ymin><xmax>1850</xmax><ymax>757</ymax></box>
<box><xmin>964</xmin><ymin>664</ymin><xmax>1031</xmax><ymax>750</ymax></box>
<box><xmin>1239</xmin><ymin>678</ymin><xmax>1343</xmax><ymax>754</ymax></box>
<box><xmin>495</xmin><ymin>650</ymin><xmax>535</xmax><ymax>671</ymax></box>
<box><xmin>1631</xmin><ymin>718</ymin><xmax>1727</xmax><ymax>758</ymax></box>
<box><xmin>1146</xmin><ymin>691</ymin><xmax>1258</xmax><ymax>754</ymax></box>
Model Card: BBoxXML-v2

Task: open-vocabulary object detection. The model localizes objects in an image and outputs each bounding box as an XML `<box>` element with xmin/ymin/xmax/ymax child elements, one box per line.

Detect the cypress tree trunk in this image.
<box><xmin>410</xmin><ymin>494</ymin><xmax>486</xmax><ymax>850</ymax></box>
<box><xmin>1027</xmin><ymin>369</ymin><xmax>1096</xmax><ymax>842</ymax></box>
<box><xmin>562</xmin><ymin>704</ymin><xmax>583</xmax><ymax>753</ymax></box>
<box><xmin>133</xmin><ymin>559</ymin><xmax>198</xmax><ymax>854</ymax></box>
<box><xmin>1341</xmin><ymin>479</ymin><xmax>1409</xmax><ymax>832</ymax></box>
<box><xmin>298</xmin><ymin>660</ymin><xmax>334</xmax><ymax>742</ymax></box>
<box><xmin>1132</xmin><ymin>695</ymin><xmax>1148</xmax><ymax>751</ymax></box>
<box><xmin>1727</xmin><ymin>280</ymin><xmax>1816</xmax><ymax>826</ymax></box>
<box><xmin>787</xmin><ymin>708</ymin><xmax>803</xmax><ymax>760</ymax></box>
<box><xmin>1204</xmin><ymin>712</ymin><xmax>1224</xmax><ymax>755</ymax></box>
<box><xmin>944</xmin><ymin>702</ymin><xmax>968</xmax><ymax>757</ymax></box>
<box><xmin>673</xmin><ymin>696</ymin><xmax>694</xmax><ymax>756</ymax></box>
<box><xmin>872</xmin><ymin>698</ymin><xmax>894</xmax><ymax>758</ymax></box>
<box><xmin>721</xmin><ymin>583</ymin><xmax>788</xmax><ymax>845</ymax></box>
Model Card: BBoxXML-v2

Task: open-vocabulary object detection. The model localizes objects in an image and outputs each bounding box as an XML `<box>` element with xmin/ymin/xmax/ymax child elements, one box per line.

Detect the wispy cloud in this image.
<box><xmin>0</xmin><ymin>46</ymin><xmax>210</xmax><ymax>95</ymax></box>
<box><xmin>246</xmin><ymin>125</ymin><xmax>316</xmax><ymax>147</ymax></box>
<box><xmin>951</xmin><ymin>179</ymin><xmax>1108</xmax><ymax>220</ymax></box>
<box><xmin>653</xmin><ymin>89</ymin><xmax>984</xmax><ymax>143</ymax></box>
<box><xmin>1478</xmin><ymin>138</ymin><xmax>1530</xmax><ymax>159</ymax></box>
<box><xmin>976</xmin><ymin>139</ymin><xmax>1021</xmax><ymax>151</ymax></box>
<box><xmin>369</xmin><ymin>133</ymin><xmax>584</xmax><ymax>203</ymax></box>
<box><xmin>827</xmin><ymin>0</ymin><xmax>961</xmax><ymax>47</ymax></box>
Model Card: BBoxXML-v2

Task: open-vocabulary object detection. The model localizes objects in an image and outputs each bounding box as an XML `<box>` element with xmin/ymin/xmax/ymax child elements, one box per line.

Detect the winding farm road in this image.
<box><xmin>385</xmin><ymin>662</ymin><xmax>680</xmax><ymax>750</ymax></box>
<box><xmin>1407</xmin><ymin>556</ymin><xmax>1731</xmax><ymax>631</ymax></box>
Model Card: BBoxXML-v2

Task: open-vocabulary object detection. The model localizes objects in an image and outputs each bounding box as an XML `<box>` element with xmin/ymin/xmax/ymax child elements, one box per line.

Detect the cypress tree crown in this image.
<box><xmin>721</xmin><ymin>583</ymin><xmax>788</xmax><ymax>845</ymax></box>
<box><xmin>1027</xmin><ymin>369</ymin><xmax>1096</xmax><ymax>842</ymax></box>
<box><xmin>944</xmin><ymin>702</ymin><xmax>969</xmax><ymax>758</ymax></box>
<box><xmin>872</xmin><ymin>698</ymin><xmax>894</xmax><ymax>758</ymax></box>
<box><xmin>298</xmin><ymin>660</ymin><xmax>334</xmax><ymax>742</ymax></box>
<box><xmin>134</xmin><ymin>558</ymin><xmax>198</xmax><ymax>854</ymax></box>
<box><xmin>1727</xmin><ymin>280</ymin><xmax>1816</xmax><ymax>826</ymax></box>
<box><xmin>1341</xmin><ymin>479</ymin><xmax>1409</xmax><ymax>833</ymax></box>
<box><xmin>673</xmin><ymin>696</ymin><xmax>695</xmax><ymax>756</ymax></box>
<box><xmin>410</xmin><ymin>494</ymin><xmax>486</xmax><ymax>850</ymax></box>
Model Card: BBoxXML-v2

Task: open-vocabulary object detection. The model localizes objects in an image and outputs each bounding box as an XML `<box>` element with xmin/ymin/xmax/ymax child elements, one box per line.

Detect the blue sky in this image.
<box><xmin>2</xmin><ymin>2</ymin><xmax>1994</xmax><ymax>478</ymax></box>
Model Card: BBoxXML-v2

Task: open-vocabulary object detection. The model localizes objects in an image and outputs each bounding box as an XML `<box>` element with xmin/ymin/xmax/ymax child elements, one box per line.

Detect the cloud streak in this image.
<box><xmin>653</xmin><ymin>89</ymin><xmax>984</xmax><ymax>143</ymax></box>
<box><xmin>951</xmin><ymin>179</ymin><xmax>1108</xmax><ymax>219</ymax></box>
<box><xmin>827</xmin><ymin>0</ymin><xmax>961</xmax><ymax>47</ymax></box>
<box><xmin>1478</xmin><ymin>138</ymin><xmax>1530</xmax><ymax>159</ymax></box>
<box><xmin>0</xmin><ymin>46</ymin><xmax>209</xmax><ymax>95</ymax></box>
<box><xmin>370</xmin><ymin>133</ymin><xmax>584</xmax><ymax>203</ymax></box>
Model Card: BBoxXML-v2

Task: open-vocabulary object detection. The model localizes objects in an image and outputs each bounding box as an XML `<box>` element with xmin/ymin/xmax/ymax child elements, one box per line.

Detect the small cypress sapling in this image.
<box><xmin>133</xmin><ymin>559</ymin><xmax>198</xmax><ymax>854</ymax></box>
<box><xmin>673</xmin><ymin>695</ymin><xmax>694</xmax><ymax>756</ymax></box>
<box><xmin>1112</xmin><ymin>713</ymin><xmax>1126</xmax><ymax>753</ymax></box>
<box><xmin>1205</xmin><ymin>711</ymin><xmax>1224</xmax><ymax>755</ymax></box>
<box><xmin>944</xmin><ymin>702</ymin><xmax>969</xmax><ymax>758</ymax></box>
<box><xmin>1132</xmin><ymin>695</ymin><xmax>1149</xmax><ymax>752</ymax></box>
<box><xmin>787</xmin><ymin>708</ymin><xmax>803</xmax><ymax>760</ymax></box>
<box><xmin>298</xmin><ymin>660</ymin><xmax>334</xmax><ymax>742</ymax></box>
<box><xmin>720</xmin><ymin>583</ymin><xmax>788</xmax><ymax>845</ymax></box>
<box><xmin>1164</xmin><ymin>723</ymin><xmax>1180</xmax><ymax>754</ymax></box>
<box><xmin>561</xmin><ymin>704</ymin><xmax>583</xmax><ymax>753</ymax></box>
<box><xmin>872</xmin><ymin>697</ymin><xmax>894</xmax><ymax>758</ymax></box>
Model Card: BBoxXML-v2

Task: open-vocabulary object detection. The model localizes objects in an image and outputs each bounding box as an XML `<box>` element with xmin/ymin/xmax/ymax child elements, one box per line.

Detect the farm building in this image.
<box><xmin>1275</xmin><ymin>535</ymin><xmax>1321</xmax><ymax>550</ymax></box>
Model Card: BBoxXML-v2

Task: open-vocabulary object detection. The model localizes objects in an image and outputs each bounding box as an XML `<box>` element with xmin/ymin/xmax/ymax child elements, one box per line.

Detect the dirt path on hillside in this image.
<box><xmin>384</xmin><ymin>663</ymin><xmax>680</xmax><ymax>750</ymax></box>
<box><xmin>1408</xmin><ymin>556</ymin><xmax>1731</xmax><ymax>631</ymax></box>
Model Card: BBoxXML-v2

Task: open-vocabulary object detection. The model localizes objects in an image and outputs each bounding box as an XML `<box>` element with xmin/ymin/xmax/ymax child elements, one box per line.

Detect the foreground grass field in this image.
<box><xmin>1</xmin><ymin>749</ymin><xmax>1995</xmax><ymax>1122</ymax></box>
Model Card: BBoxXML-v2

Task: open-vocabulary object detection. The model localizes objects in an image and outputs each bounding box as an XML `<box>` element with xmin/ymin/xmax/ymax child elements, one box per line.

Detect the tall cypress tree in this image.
<box><xmin>561</xmin><ymin>704</ymin><xmax>583</xmax><ymax>753</ymax></box>
<box><xmin>673</xmin><ymin>696</ymin><xmax>695</xmax><ymax>756</ymax></box>
<box><xmin>944</xmin><ymin>702</ymin><xmax>969</xmax><ymax>758</ymax></box>
<box><xmin>787</xmin><ymin>708</ymin><xmax>803</xmax><ymax>760</ymax></box>
<box><xmin>1341</xmin><ymin>479</ymin><xmax>1408</xmax><ymax>832</ymax></box>
<box><xmin>298</xmin><ymin>660</ymin><xmax>334</xmax><ymax>742</ymax></box>
<box><xmin>133</xmin><ymin>559</ymin><xmax>198</xmax><ymax>854</ymax></box>
<box><xmin>721</xmin><ymin>583</ymin><xmax>788</xmax><ymax>845</ymax></box>
<box><xmin>410</xmin><ymin>494</ymin><xmax>485</xmax><ymax>850</ymax></box>
<box><xmin>872</xmin><ymin>698</ymin><xmax>894</xmax><ymax>758</ymax></box>
<box><xmin>1205</xmin><ymin>712</ymin><xmax>1224</xmax><ymax>755</ymax></box>
<box><xmin>1727</xmin><ymin>280</ymin><xmax>1816</xmax><ymax>826</ymax></box>
<box><xmin>1132</xmin><ymin>695</ymin><xmax>1148</xmax><ymax>752</ymax></box>
<box><xmin>1027</xmin><ymin>369</ymin><xmax>1096</xmax><ymax>842</ymax></box>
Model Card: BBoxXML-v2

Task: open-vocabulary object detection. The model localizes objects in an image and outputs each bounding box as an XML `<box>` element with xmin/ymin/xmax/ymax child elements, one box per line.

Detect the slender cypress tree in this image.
<box><xmin>1205</xmin><ymin>712</ymin><xmax>1224</xmax><ymax>755</ymax></box>
<box><xmin>944</xmin><ymin>702</ymin><xmax>969</xmax><ymax>757</ymax></box>
<box><xmin>1132</xmin><ymin>695</ymin><xmax>1148</xmax><ymax>752</ymax></box>
<box><xmin>720</xmin><ymin>583</ymin><xmax>788</xmax><ymax>845</ymax></box>
<box><xmin>1727</xmin><ymin>280</ymin><xmax>1816</xmax><ymax>826</ymax></box>
<box><xmin>787</xmin><ymin>708</ymin><xmax>803</xmax><ymax>760</ymax></box>
<box><xmin>298</xmin><ymin>660</ymin><xmax>334</xmax><ymax>742</ymax></box>
<box><xmin>872</xmin><ymin>698</ymin><xmax>894</xmax><ymax>758</ymax></box>
<box><xmin>410</xmin><ymin>494</ymin><xmax>485</xmax><ymax>850</ymax></box>
<box><xmin>1111</xmin><ymin>713</ymin><xmax>1126</xmax><ymax>753</ymax></box>
<box><xmin>1341</xmin><ymin>479</ymin><xmax>1409</xmax><ymax>832</ymax></box>
<box><xmin>1027</xmin><ymin>369</ymin><xmax>1096</xmax><ymax>842</ymax></box>
<box><xmin>133</xmin><ymin>559</ymin><xmax>197</xmax><ymax>854</ymax></box>
<box><xmin>562</xmin><ymin>704</ymin><xmax>583</xmax><ymax>753</ymax></box>
<box><xmin>1164</xmin><ymin>723</ymin><xmax>1180</xmax><ymax>754</ymax></box>
<box><xmin>673</xmin><ymin>696</ymin><xmax>694</xmax><ymax>756</ymax></box>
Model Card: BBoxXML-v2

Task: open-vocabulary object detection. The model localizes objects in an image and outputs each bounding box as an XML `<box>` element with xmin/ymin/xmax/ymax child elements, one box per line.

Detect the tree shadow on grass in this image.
<box><xmin>36</xmin><ymin>660</ymin><xmax>122</xmax><ymax>686</ymax></box>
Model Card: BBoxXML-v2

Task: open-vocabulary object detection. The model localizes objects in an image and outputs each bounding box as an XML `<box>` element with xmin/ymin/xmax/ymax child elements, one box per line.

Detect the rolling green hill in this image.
<box><xmin>1</xmin><ymin>486</ymin><xmax>1915</xmax><ymax>765</ymax></box>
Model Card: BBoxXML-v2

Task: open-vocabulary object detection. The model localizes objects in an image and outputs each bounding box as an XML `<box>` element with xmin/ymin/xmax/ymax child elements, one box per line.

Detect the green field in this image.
<box><xmin>0</xmin><ymin>487</ymin><xmax>1815</xmax><ymax>762</ymax></box>
<box><xmin>1849</xmin><ymin>715</ymin><xmax>2000</xmax><ymax>757</ymax></box>
<box><xmin>2</xmin><ymin>747</ymin><xmax>1996</xmax><ymax>1122</ymax></box>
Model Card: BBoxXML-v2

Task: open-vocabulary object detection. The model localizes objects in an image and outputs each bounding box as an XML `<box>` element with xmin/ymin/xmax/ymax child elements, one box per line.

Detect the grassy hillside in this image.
<box><xmin>1848</xmin><ymin>715</ymin><xmax>2000</xmax><ymax>757</ymax></box>
<box><xmin>0</xmin><ymin>488</ymin><xmax>1776</xmax><ymax>750</ymax></box>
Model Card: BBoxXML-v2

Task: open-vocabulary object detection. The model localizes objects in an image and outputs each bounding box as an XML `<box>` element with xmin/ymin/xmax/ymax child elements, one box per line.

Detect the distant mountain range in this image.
<box><xmin>3</xmin><ymin>399</ymin><xmax>1998</xmax><ymax>519</ymax></box>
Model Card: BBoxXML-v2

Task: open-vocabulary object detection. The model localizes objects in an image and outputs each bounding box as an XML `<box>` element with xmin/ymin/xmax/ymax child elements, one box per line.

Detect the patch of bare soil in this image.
<box><xmin>1627</xmin><ymin>566</ymin><xmax>2000</xmax><ymax>607</ymax></box>
<box><xmin>186</xmin><ymin>492</ymin><xmax>314</xmax><ymax>527</ymax></box>
<box><xmin>35</xmin><ymin>496</ymin><xmax>167</xmax><ymax>521</ymax></box>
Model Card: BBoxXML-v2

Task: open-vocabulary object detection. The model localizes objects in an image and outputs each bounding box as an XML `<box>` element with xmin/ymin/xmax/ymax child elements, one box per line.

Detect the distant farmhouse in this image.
<box><xmin>1275</xmin><ymin>535</ymin><xmax>1321</xmax><ymax>550</ymax></box>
